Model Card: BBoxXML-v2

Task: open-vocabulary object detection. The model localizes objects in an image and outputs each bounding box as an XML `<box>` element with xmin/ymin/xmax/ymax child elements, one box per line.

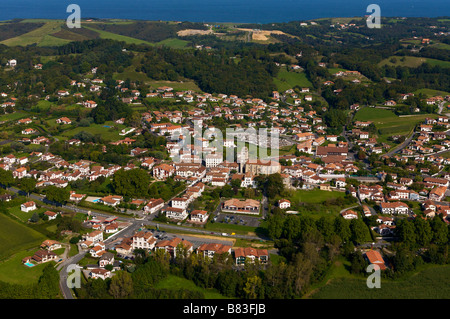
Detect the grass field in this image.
<box><xmin>289</xmin><ymin>189</ymin><xmax>347</xmax><ymax>204</ymax></box>
<box><xmin>0</xmin><ymin>249</ymin><xmax>55</xmax><ymax>285</ymax></box>
<box><xmin>310</xmin><ymin>264</ymin><xmax>450</xmax><ymax>299</ymax></box>
<box><xmin>1</xmin><ymin>21</ymin><xmax>64</xmax><ymax>46</ymax></box>
<box><xmin>431</xmin><ymin>42</ymin><xmax>450</xmax><ymax>50</ymax></box>
<box><xmin>82</xmin><ymin>25</ymin><xmax>153</xmax><ymax>45</ymax></box>
<box><xmin>0</xmin><ymin>111</ymin><xmax>31</xmax><ymax>122</ymax></box>
<box><xmin>0</xmin><ymin>214</ymin><xmax>46</xmax><ymax>261</ymax></box>
<box><xmin>7</xmin><ymin>205</ymin><xmax>47</xmax><ymax>223</ymax></box>
<box><xmin>274</xmin><ymin>68</ymin><xmax>313</xmax><ymax>92</ymax></box>
<box><xmin>378</xmin><ymin>55</ymin><xmax>450</xmax><ymax>69</ymax></box>
<box><xmin>414</xmin><ymin>88</ymin><xmax>450</xmax><ymax>97</ymax></box>
<box><xmin>328</xmin><ymin>67</ymin><xmax>348</xmax><ymax>74</ymax></box>
<box><xmin>59</xmin><ymin>121</ymin><xmax>126</xmax><ymax>142</ymax></box>
<box><xmin>354</xmin><ymin>107</ymin><xmax>437</xmax><ymax>143</ymax></box>
<box><xmin>156</xmin><ymin>38</ymin><xmax>189</xmax><ymax>49</ymax></box>
<box><xmin>154</xmin><ymin>275</ymin><xmax>230</xmax><ymax>299</ymax></box>
<box><xmin>378</xmin><ymin>55</ymin><xmax>426</xmax><ymax>68</ymax></box>
<box><xmin>425</xmin><ymin>58</ymin><xmax>450</xmax><ymax>68</ymax></box>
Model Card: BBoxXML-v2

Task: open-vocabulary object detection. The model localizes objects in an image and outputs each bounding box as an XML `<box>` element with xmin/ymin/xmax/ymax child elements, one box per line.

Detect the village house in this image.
<box><xmin>143</xmin><ymin>198</ymin><xmax>165</xmax><ymax>214</ymax></box>
<box><xmin>21</xmin><ymin>201</ymin><xmax>37</xmax><ymax>212</ymax></box>
<box><xmin>190</xmin><ymin>210</ymin><xmax>209</xmax><ymax>223</ymax></box>
<box><xmin>165</xmin><ymin>207</ymin><xmax>188</xmax><ymax>221</ymax></box>
<box><xmin>40</xmin><ymin>240</ymin><xmax>62</xmax><ymax>251</ymax></box>
<box><xmin>155</xmin><ymin>237</ymin><xmax>193</xmax><ymax>258</ymax></box>
<box><xmin>89</xmin><ymin>268</ymin><xmax>111</xmax><ymax>280</ymax></box>
<box><xmin>278</xmin><ymin>199</ymin><xmax>291</xmax><ymax>209</ymax></box>
<box><xmin>197</xmin><ymin>243</ymin><xmax>232</xmax><ymax>259</ymax></box>
<box><xmin>380</xmin><ymin>202</ymin><xmax>409</xmax><ymax>215</ymax></box>
<box><xmin>56</xmin><ymin>117</ymin><xmax>72</xmax><ymax>125</ymax></box>
<box><xmin>341</xmin><ymin>210</ymin><xmax>358</xmax><ymax>219</ymax></box>
<box><xmin>31</xmin><ymin>249</ymin><xmax>58</xmax><ymax>264</ymax></box>
<box><xmin>44</xmin><ymin>211</ymin><xmax>58</xmax><ymax>221</ymax></box>
<box><xmin>364</xmin><ymin>250</ymin><xmax>387</xmax><ymax>270</ymax></box>
<box><xmin>234</xmin><ymin>247</ymin><xmax>269</xmax><ymax>266</ymax></box>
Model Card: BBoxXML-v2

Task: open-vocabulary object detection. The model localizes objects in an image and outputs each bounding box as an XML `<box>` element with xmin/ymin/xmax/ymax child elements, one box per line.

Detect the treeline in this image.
<box><xmin>0</xmin><ymin>21</ymin><xmax>44</xmax><ymax>42</ymax></box>
<box><xmin>89</xmin><ymin>21</ymin><xmax>207</xmax><ymax>43</ymax></box>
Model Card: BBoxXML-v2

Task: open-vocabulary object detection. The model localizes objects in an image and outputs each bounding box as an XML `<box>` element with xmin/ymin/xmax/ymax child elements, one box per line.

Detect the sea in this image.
<box><xmin>0</xmin><ymin>0</ymin><xmax>448</xmax><ymax>23</ymax></box>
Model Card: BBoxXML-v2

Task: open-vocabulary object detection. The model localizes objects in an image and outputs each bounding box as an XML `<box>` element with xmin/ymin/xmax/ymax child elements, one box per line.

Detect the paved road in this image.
<box><xmin>383</xmin><ymin>131</ymin><xmax>417</xmax><ymax>157</ymax></box>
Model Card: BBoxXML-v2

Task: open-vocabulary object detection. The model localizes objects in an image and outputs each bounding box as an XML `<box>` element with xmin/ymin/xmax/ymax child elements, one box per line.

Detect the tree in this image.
<box><xmin>112</xmin><ymin>168</ymin><xmax>151</xmax><ymax>198</ymax></box>
<box><xmin>0</xmin><ymin>168</ymin><xmax>14</xmax><ymax>187</ymax></box>
<box><xmin>230</xmin><ymin>178</ymin><xmax>242</xmax><ymax>189</ymax></box>
<box><xmin>36</xmin><ymin>264</ymin><xmax>60</xmax><ymax>298</ymax></box>
<box><xmin>109</xmin><ymin>271</ymin><xmax>133</xmax><ymax>299</ymax></box>
<box><xmin>243</xmin><ymin>275</ymin><xmax>263</xmax><ymax>299</ymax></box>
<box><xmin>267</xmin><ymin>212</ymin><xmax>285</xmax><ymax>240</ymax></box>
<box><xmin>19</xmin><ymin>177</ymin><xmax>36</xmax><ymax>196</ymax></box>
<box><xmin>396</xmin><ymin>219</ymin><xmax>417</xmax><ymax>248</ymax></box>
<box><xmin>349</xmin><ymin>251</ymin><xmax>367</xmax><ymax>274</ymax></box>
<box><xmin>333</xmin><ymin>217</ymin><xmax>351</xmax><ymax>243</ymax></box>
<box><xmin>430</xmin><ymin>217</ymin><xmax>448</xmax><ymax>246</ymax></box>
<box><xmin>350</xmin><ymin>218</ymin><xmax>369</xmax><ymax>245</ymax></box>
<box><xmin>45</xmin><ymin>185</ymin><xmax>70</xmax><ymax>204</ymax></box>
<box><xmin>413</xmin><ymin>217</ymin><xmax>432</xmax><ymax>247</ymax></box>
<box><xmin>30</xmin><ymin>212</ymin><xmax>40</xmax><ymax>223</ymax></box>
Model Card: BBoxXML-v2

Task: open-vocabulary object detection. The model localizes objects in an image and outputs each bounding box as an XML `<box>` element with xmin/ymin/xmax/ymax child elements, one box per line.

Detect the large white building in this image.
<box><xmin>205</xmin><ymin>153</ymin><xmax>223</xmax><ymax>168</ymax></box>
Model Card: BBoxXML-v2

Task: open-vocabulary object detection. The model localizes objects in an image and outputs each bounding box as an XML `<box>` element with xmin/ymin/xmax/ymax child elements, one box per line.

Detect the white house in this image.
<box><xmin>190</xmin><ymin>210</ymin><xmax>209</xmax><ymax>223</ymax></box>
<box><xmin>21</xmin><ymin>201</ymin><xmax>37</xmax><ymax>212</ymax></box>
<box><xmin>143</xmin><ymin>198</ymin><xmax>165</xmax><ymax>214</ymax></box>
<box><xmin>380</xmin><ymin>202</ymin><xmax>409</xmax><ymax>215</ymax></box>
<box><xmin>278</xmin><ymin>199</ymin><xmax>291</xmax><ymax>209</ymax></box>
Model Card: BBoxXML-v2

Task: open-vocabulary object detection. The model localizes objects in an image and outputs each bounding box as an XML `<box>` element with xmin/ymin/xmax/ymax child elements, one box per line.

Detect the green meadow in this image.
<box><xmin>354</xmin><ymin>107</ymin><xmax>437</xmax><ymax>143</ymax></box>
<box><xmin>1</xmin><ymin>21</ymin><xmax>65</xmax><ymax>46</ymax></box>
<box><xmin>0</xmin><ymin>213</ymin><xmax>46</xmax><ymax>261</ymax></box>
<box><xmin>310</xmin><ymin>264</ymin><xmax>450</xmax><ymax>299</ymax></box>
<box><xmin>58</xmin><ymin>121</ymin><xmax>127</xmax><ymax>142</ymax></box>
<box><xmin>0</xmin><ymin>249</ymin><xmax>55</xmax><ymax>285</ymax></box>
<box><xmin>274</xmin><ymin>68</ymin><xmax>313</xmax><ymax>92</ymax></box>
<box><xmin>289</xmin><ymin>189</ymin><xmax>347</xmax><ymax>204</ymax></box>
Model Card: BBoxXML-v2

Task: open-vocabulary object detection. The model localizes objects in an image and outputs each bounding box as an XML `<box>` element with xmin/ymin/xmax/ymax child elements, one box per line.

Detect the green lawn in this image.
<box><xmin>431</xmin><ymin>42</ymin><xmax>450</xmax><ymax>50</ymax></box>
<box><xmin>0</xmin><ymin>111</ymin><xmax>32</xmax><ymax>122</ymax></box>
<box><xmin>328</xmin><ymin>67</ymin><xmax>348</xmax><ymax>74</ymax></box>
<box><xmin>155</xmin><ymin>275</ymin><xmax>230</xmax><ymax>299</ymax></box>
<box><xmin>378</xmin><ymin>55</ymin><xmax>426</xmax><ymax>68</ymax></box>
<box><xmin>59</xmin><ymin>121</ymin><xmax>126</xmax><ymax>142</ymax></box>
<box><xmin>354</xmin><ymin>107</ymin><xmax>437</xmax><ymax>143</ymax></box>
<box><xmin>156</xmin><ymin>38</ymin><xmax>189</xmax><ymax>49</ymax></box>
<box><xmin>286</xmin><ymin>189</ymin><xmax>352</xmax><ymax>218</ymax></box>
<box><xmin>274</xmin><ymin>68</ymin><xmax>312</xmax><ymax>92</ymax></box>
<box><xmin>310</xmin><ymin>264</ymin><xmax>450</xmax><ymax>299</ymax></box>
<box><xmin>1</xmin><ymin>21</ymin><xmax>64</xmax><ymax>46</ymax></box>
<box><xmin>38</xmin><ymin>34</ymin><xmax>72</xmax><ymax>47</ymax></box>
<box><xmin>414</xmin><ymin>88</ymin><xmax>450</xmax><ymax>97</ymax></box>
<box><xmin>290</xmin><ymin>189</ymin><xmax>347</xmax><ymax>204</ymax></box>
<box><xmin>425</xmin><ymin>58</ymin><xmax>450</xmax><ymax>68</ymax></box>
<box><xmin>82</xmin><ymin>25</ymin><xmax>153</xmax><ymax>45</ymax></box>
<box><xmin>7</xmin><ymin>205</ymin><xmax>47</xmax><ymax>223</ymax></box>
<box><xmin>0</xmin><ymin>213</ymin><xmax>46</xmax><ymax>261</ymax></box>
<box><xmin>0</xmin><ymin>249</ymin><xmax>55</xmax><ymax>284</ymax></box>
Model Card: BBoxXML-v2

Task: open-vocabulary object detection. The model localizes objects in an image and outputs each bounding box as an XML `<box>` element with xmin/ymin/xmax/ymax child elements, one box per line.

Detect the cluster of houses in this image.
<box><xmin>22</xmin><ymin>239</ymin><xmax>62</xmax><ymax>266</ymax></box>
